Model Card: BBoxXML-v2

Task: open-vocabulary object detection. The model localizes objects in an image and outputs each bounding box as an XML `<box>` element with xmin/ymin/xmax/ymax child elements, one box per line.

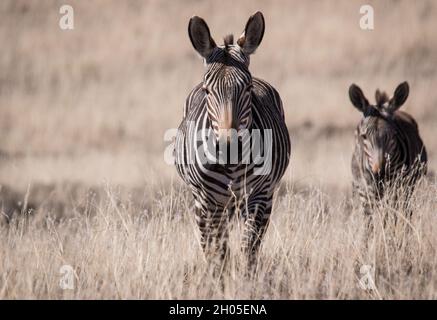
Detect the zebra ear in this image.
<box><xmin>237</xmin><ymin>11</ymin><xmax>265</xmax><ymax>55</ymax></box>
<box><xmin>188</xmin><ymin>16</ymin><xmax>217</xmax><ymax>59</ymax></box>
<box><xmin>349</xmin><ymin>84</ymin><xmax>369</xmax><ymax>113</ymax></box>
<box><xmin>388</xmin><ymin>81</ymin><xmax>409</xmax><ymax>112</ymax></box>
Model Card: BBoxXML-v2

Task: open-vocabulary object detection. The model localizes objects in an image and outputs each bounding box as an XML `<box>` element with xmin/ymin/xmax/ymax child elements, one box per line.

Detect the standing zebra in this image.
<box><xmin>349</xmin><ymin>82</ymin><xmax>427</xmax><ymax>216</ymax></box>
<box><xmin>174</xmin><ymin>12</ymin><xmax>290</xmax><ymax>269</ymax></box>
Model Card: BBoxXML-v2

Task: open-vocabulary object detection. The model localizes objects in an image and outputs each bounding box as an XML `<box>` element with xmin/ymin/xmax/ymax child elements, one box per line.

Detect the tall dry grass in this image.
<box><xmin>0</xmin><ymin>0</ymin><xmax>436</xmax><ymax>299</ymax></box>
<box><xmin>1</xmin><ymin>178</ymin><xmax>436</xmax><ymax>299</ymax></box>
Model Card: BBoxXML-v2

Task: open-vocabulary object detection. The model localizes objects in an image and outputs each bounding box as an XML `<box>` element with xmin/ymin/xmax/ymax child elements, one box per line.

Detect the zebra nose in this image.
<box><xmin>371</xmin><ymin>156</ymin><xmax>385</xmax><ymax>175</ymax></box>
<box><xmin>370</xmin><ymin>149</ymin><xmax>385</xmax><ymax>175</ymax></box>
<box><xmin>371</xmin><ymin>162</ymin><xmax>381</xmax><ymax>174</ymax></box>
<box><xmin>218</xmin><ymin>128</ymin><xmax>237</xmax><ymax>144</ymax></box>
<box><xmin>219</xmin><ymin>109</ymin><xmax>239</xmax><ymax>131</ymax></box>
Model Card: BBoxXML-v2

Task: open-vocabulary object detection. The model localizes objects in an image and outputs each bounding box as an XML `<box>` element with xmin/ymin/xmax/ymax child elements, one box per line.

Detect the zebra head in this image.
<box><xmin>188</xmin><ymin>12</ymin><xmax>265</xmax><ymax>143</ymax></box>
<box><xmin>349</xmin><ymin>82</ymin><xmax>410</xmax><ymax>176</ymax></box>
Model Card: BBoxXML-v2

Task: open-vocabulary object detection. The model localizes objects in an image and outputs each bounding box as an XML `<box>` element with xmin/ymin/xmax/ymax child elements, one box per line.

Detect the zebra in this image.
<box><xmin>349</xmin><ymin>82</ymin><xmax>427</xmax><ymax>217</ymax></box>
<box><xmin>174</xmin><ymin>12</ymin><xmax>290</xmax><ymax>270</ymax></box>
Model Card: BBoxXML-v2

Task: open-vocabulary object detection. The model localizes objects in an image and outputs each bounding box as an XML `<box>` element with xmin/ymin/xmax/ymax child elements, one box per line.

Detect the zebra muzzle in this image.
<box><xmin>370</xmin><ymin>150</ymin><xmax>385</xmax><ymax>175</ymax></box>
<box><xmin>371</xmin><ymin>162</ymin><xmax>381</xmax><ymax>175</ymax></box>
<box><xmin>218</xmin><ymin>128</ymin><xmax>238</xmax><ymax>144</ymax></box>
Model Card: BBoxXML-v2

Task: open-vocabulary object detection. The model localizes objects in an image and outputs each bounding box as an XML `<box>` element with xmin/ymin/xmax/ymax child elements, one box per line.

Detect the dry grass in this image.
<box><xmin>0</xmin><ymin>0</ymin><xmax>436</xmax><ymax>299</ymax></box>
<box><xmin>1</xmin><ymin>179</ymin><xmax>436</xmax><ymax>299</ymax></box>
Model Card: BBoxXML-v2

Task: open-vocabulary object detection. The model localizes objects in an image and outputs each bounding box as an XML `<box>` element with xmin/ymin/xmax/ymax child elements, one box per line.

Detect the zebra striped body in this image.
<box><xmin>175</xmin><ymin>12</ymin><xmax>290</xmax><ymax>267</ymax></box>
<box><xmin>349</xmin><ymin>83</ymin><xmax>427</xmax><ymax>215</ymax></box>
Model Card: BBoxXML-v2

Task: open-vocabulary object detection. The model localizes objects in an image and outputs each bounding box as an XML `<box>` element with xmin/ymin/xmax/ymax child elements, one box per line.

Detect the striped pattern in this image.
<box><xmin>349</xmin><ymin>83</ymin><xmax>427</xmax><ymax>215</ymax></box>
<box><xmin>175</xmin><ymin>29</ymin><xmax>290</xmax><ymax>268</ymax></box>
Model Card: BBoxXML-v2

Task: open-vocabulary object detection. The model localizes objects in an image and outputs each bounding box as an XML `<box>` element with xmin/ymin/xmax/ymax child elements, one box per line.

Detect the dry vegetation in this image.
<box><xmin>0</xmin><ymin>0</ymin><xmax>436</xmax><ymax>299</ymax></box>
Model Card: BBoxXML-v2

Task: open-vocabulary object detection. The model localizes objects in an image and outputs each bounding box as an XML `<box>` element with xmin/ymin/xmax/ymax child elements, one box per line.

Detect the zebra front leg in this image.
<box><xmin>241</xmin><ymin>195</ymin><xmax>272</xmax><ymax>272</ymax></box>
<box><xmin>353</xmin><ymin>181</ymin><xmax>374</xmax><ymax>216</ymax></box>
<box><xmin>396</xmin><ymin>184</ymin><xmax>415</xmax><ymax>220</ymax></box>
<box><xmin>195</xmin><ymin>207</ymin><xmax>231</xmax><ymax>277</ymax></box>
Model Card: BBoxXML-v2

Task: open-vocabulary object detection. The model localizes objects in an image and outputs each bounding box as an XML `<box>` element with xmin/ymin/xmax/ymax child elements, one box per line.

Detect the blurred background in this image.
<box><xmin>1</xmin><ymin>0</ymin><xmax>436</xmax><ymax>215</ymax></box>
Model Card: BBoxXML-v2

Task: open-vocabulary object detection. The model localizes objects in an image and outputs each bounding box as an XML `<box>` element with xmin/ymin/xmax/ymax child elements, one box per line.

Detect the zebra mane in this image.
<box><xmin>223</xmin><ymin>34</ymin><xmax>234</xmax><ymax>50</ymax></box>
<box><xmin>375</xmin><ymin>89</ymin><xmax>389</xmax><ymax>108</ymax></box>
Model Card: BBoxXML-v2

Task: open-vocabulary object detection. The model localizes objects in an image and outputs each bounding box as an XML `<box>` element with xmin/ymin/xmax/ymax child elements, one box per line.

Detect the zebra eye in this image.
<box><xmin>360</xmin><ymin>133</ymin><xmax>367</xmax><ymax>140</ymax></box>
<box><xmin>202</xmin><ymin>86</ymin><xmax>210</xmax><ymax>95</ymax></box>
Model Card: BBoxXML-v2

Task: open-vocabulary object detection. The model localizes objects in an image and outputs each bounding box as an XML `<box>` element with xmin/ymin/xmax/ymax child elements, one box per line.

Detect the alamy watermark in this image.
<box><xmin>59</xmin><ymin>264</ymin><xmax>75</xmax><ymax>290</ymax></box>
<box><xmin>360</xmin><ymin>5</ymin><xmax>374</xmax><ymax>30</ymax></box>
<box><xmin>58</xmin><ymin>5</ymin><xmax>375</xmax><ymax>32</ymax></box>
<box><xmin>59</xmin><ymin>5</ymin><xmax>74</xmax><ymax>30</ymax></box>
<box><xmin>164</xmin><ymin>124</ymin><xmax>273</xmax><ymax>175</ymax></box>
<box><xmin>358</xmin><ymin>264</ymin><xmax>376</xmax><ymax>290</ymax></box>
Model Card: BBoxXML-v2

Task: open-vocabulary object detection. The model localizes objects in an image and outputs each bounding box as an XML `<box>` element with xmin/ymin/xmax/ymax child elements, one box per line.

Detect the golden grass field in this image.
<box><xmin>0</xmin><ymin>0</ymin><xmax>436</xmax><ymax>299</ymax></box>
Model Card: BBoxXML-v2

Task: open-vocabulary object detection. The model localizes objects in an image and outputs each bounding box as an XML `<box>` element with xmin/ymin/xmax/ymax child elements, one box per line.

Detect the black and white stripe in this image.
<box><xmin>349</xmin><ymin>82</ymin><xmax>427</xmax><ymax>215</ymax></box>
<box><xmin>175</xmin><ymin>12</ymin><xmax>290</xmax><ymax>268</ymax></box>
